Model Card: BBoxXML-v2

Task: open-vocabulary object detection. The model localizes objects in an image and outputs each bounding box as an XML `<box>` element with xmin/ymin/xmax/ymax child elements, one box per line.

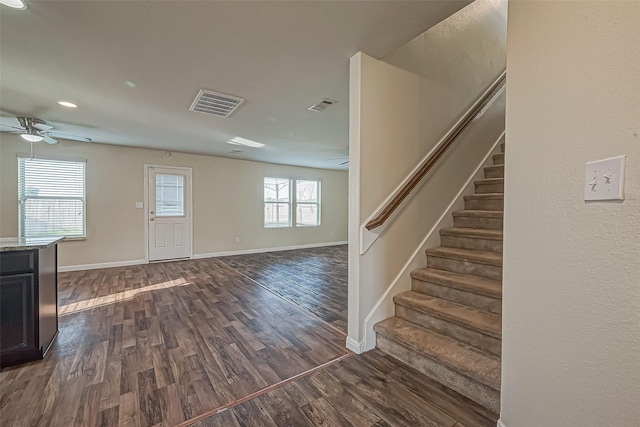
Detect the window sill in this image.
<box><xmin>62</xmin><ymin>237</ymin><xmax>87</xmax><ymax>242</ymax></box>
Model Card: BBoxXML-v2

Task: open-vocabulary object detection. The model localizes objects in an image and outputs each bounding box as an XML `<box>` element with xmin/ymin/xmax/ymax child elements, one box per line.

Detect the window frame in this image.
<box><xmin>295</xmin><ymin>179</ymin><xmax>321</xmax><ymax>227</ymax></box>
<box><xmin>17</xmin><ymin>154</ymin><xmax>87</xmax><ymax>239</ymax></box>
<box><xmin>263</xmin><ymin>176</ymin><xmax>292</xmax><ymax>228</ymax></box>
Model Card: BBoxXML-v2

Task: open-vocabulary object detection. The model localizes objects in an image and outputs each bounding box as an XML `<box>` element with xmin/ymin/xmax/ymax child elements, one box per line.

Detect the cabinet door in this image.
<box><xmin>0</xmin><ymin>273</ymin><xmax>35</xmax><ymax>353</ymax></box>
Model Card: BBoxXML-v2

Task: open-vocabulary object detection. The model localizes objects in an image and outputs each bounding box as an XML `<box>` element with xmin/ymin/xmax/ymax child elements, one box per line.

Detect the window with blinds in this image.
<box><xmin>18</xmin><ymin>156</ymin><xmax>86</xmax><ymax>238</ymax></box>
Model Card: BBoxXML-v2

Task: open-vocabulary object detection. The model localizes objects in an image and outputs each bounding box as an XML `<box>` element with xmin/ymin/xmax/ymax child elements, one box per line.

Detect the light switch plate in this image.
<box><xmin>584</xmin><ymin>155</ymin><xmax>625</xmax><ymax>201</ymax></box>
<box><xmin>135</xmin><ymin>202</ymin><xmax>144</xmax><ymax>209</ymax></box>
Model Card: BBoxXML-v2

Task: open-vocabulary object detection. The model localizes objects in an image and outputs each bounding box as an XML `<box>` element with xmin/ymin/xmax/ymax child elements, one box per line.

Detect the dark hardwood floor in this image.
<box><xmin>1</xmin><ymin>249</ymin><xmax>498</xmax><ymax>426</ymax></box>
<box><xmin>1</xmin><ymin>258</ymin><xmax>348</xmax><ymax>427</ymax></box>
<box><xmin>218</xmin><ymin>245</ymin><xmax>348</xmax><ymax>334</ymax></box>
<box><xmin>193</xmin><ymin>349</ymin><xmax>498</xmax><ymax>427</ymax></box>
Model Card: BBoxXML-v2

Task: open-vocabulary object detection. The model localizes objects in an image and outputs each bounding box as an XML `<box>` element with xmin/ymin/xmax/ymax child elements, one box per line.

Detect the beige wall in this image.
<box><xmin>347</xmin><ymin>0</ymin><xmax>507</xmax><ymax>351</ymax></box>
<box><xmin>0</xmin><ymin>135</ymin><xmax>347</xmax><ymax>267</ymax></box>
<box><xmin>501</xmin><ymin>2</ymin><xmax>640</xmax><ymax>426</ymax></box>
<box><xmin>384</xmin><ymin>0</ymin><xmax>507</xmax><ymax>141</ymax></box>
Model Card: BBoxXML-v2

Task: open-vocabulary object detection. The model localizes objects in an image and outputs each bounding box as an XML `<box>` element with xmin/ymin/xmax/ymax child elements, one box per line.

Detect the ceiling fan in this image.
<box><xmin>0</xmin><ymin>117</ymin><xmax>92</xmax><ymax>145</ymax></box>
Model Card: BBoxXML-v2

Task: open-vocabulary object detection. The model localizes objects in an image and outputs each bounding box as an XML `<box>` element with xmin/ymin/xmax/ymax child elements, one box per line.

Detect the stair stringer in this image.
<box><xmin>361</xmin><ymin>133</ymin><xmax>504</xmax><ymax>351</ymax></box>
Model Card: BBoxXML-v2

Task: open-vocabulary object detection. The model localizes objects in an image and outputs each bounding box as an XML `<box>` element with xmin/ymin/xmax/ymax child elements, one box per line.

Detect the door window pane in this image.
<box><xmin>156</xmin><ymin>174</ymin><xmax>184</xmax><ymax>216</ymax></box>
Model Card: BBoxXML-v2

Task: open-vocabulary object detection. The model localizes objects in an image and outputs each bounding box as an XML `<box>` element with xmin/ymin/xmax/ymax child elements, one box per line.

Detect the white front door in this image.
<box><xmin>147</xmin><ymin>166</ymin><xmax>192</xmax><ymax>262</ymax></box>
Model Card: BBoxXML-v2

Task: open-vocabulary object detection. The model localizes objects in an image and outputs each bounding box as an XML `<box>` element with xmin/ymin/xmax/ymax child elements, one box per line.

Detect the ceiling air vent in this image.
<box><xmin>308</xmin><ymin>98</ymin><xmax>337</xmax><ymax>112</ymax></box>
<box><xmin>189</xmin><ymin>89</ymin><xmax>245</xmax><ymax>118</ymax></box>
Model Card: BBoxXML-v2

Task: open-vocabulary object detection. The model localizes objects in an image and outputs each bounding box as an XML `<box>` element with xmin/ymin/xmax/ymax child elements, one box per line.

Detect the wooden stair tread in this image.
<box><xmin>426</xmin><ymin>247</ymin><xmax>503</xmax><ymax>267</ymax></box>
<box><xmin>452</xmin><ymin>210</ymin><xmax>503</xmax><ymax>218</ymax></box>
<box><xmin>411</xmin><ymin>268</ymin><xmax>502</xmax><ymax>299</ymax></box>
<box><xmin>440</xmin><ymin>227</ymin><xmax>503</xmax><ymax>240</ymax></box>
<box><xmin>374</xmin><ymin>317</ymin><xmax>501</xmax><ymax>390</ymax></box>
<box><xmin>394</xmin><ymin>291</ymin><xmax>501</xmax><ymax>338</ymax></box>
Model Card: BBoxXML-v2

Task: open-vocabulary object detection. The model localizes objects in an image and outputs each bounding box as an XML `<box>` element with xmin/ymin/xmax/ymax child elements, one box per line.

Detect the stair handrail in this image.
<box><xmin>364</xmin><ymin>70</ymin><xmax>507</xmax><ymax>231</ymax></box>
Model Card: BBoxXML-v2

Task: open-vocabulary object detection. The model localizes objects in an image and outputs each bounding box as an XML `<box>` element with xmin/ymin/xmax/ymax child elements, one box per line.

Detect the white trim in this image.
<box><xmin>345</xmin><ymin>336</ymin><xmax>365</xmax><ymax>354</ymax></box>
<box><xmin>359</xmin><ymin>71</ymin><xmax>506</xmax><ymax>255</ymax></box>
<box><xmin>192</xmin><ymin>241</ymin><xmax>347</xmax><ymax>259</ymax></box>
<box><xmin>59</xmin><ymin>258</ymin><xmax>147</xmax><ymax>272</ymax></box>
<box><xmin>497</xmin><ymin>419</ymin><xmax>508</xmax><ymax>427</ymax></box>
<box><xmin>17</xmin><ymin>152</ymin><xmax>87</xmax><ymax>163</ymax></box>
<box><xmin>144</xmin><ymin>164</ymin><xmax>193</xmax><ymax>262</ymax></box>
<box><xmin>361</xmin><ymin>132</ymin><xmax>504</xmax><ymax>351</ymax></box>
<box><xmin>347</xmin><ymin>52</ymin><xmax>363</xmax><ymax>351</ymax></box>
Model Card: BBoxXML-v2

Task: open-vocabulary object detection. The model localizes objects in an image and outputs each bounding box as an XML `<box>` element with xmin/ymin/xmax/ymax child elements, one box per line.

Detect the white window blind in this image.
<box><xmin>264</xmin><ymin>177</ymin><xmax>291</xmax><ymax>227</ymax></box>
<box><xmin>155</xmin><ymin>174</ymin><xmax>185</xmax><ymax>216</ymax></box>
<box><xmin>18</xmin><ymin>156</ymin><xmax>86</xmax><ymax>238</ymax></box>
<box><xmin>296</xmin><ymin>179</ymin><xmax>321</xmax><ymax>226</ymax></box>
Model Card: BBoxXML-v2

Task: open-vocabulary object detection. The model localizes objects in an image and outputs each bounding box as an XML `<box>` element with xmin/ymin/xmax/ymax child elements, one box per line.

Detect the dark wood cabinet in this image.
<box><xmin>0</xmin><ymin>243</ymin><xmax>59</xmax><ymax>369</ymax></box>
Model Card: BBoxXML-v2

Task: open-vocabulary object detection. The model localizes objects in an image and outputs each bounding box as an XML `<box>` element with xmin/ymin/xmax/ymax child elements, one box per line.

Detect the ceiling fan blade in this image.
<box><xmin>0</xmin><ymin>124</ymin><xmax>23</xmax><ymax>132</ymax></box>
<box><xmin>33</xmin><ymin>123</ymin><xmax>53</xmax><ymax>131</ymax></box>
<box><xmin>43</xmin><ymin>135</ymin><xmax>59</xmax><ymax>145</ymax></box>
<box><xmin>46</xmin><ymin>131</ymin><xmax>92</xmax><ymax>143</ymax></box>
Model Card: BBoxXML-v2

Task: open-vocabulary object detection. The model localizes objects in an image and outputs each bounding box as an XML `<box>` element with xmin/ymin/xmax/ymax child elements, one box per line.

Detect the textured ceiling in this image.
<box><xmin>0</xmin><ymin>1</ymin><xmax>470</xmax><ymax>170</ymax></box>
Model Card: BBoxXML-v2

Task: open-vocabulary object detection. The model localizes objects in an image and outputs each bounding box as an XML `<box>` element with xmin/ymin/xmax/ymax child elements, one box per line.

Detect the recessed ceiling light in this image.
<box><xmin>227</xmin><ymin>137</ymin><xmax>265</xmax><ymax>148</ymax></box>
<box><xmin>125</xmin><ymin>81</ymin><xmax>136</xmax><ymax>88</ymax></box>
<box><xmin>58</xmin><ymin>101</ymin><xmax>78</xmax><ymax>108</ymax></box>
<box><xmin>0</xmin><ymin>0</ymin><xmax>27</xmax><ymax>9</ymax></box>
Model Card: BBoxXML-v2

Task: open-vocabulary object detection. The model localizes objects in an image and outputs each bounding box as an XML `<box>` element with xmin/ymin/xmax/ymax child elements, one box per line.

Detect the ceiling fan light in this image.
<box><xmin>20</xmin><ymin>133</ymin><xmax>44</xmax><ymax>143</ymax></box>
<box><xmin>0</xmin><ymin>0</ymin><xmax>27</xmax><ymax>9</ymax></box>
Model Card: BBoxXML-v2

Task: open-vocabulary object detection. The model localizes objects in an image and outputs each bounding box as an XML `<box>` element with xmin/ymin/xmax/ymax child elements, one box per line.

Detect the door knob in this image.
<box><xmin>150</xmin><ymin>218</ymin><xmax>155</xmax><ymax>221</ymax></box>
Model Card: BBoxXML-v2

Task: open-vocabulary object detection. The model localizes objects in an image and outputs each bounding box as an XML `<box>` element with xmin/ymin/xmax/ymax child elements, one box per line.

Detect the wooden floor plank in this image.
<box><xmin>218</xmin><ymin>245</ymin><xmax>348</xmax><ymax>334</ymax></box>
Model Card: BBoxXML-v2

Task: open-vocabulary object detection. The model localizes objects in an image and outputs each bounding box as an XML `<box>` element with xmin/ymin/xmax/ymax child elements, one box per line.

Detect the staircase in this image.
<box><xmin>374</xmin><ymin>141</ymin><xmax>504</xmax><ymax>414</ymax></box>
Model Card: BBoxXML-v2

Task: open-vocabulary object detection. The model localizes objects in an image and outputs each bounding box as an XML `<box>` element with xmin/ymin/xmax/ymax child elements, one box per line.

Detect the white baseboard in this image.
<box><xmin>58</xmin><ymin>241</ymin><xmax>347</xmax><ymax>272</ymax></box>
<box><xmin>345</xmin><ymin>336</ymin><xmax>365</xmax><ymax>354</ymax></box>
<box><xmin>497</xmin><ymin>419</ymin><xmax>507</xmax><ymax>427</ymax></box>
<box><xmin>59</xmin><ymin>259</ymin><xmax>147</xmax><ymax>272</ymax></box>
<box><xmin>192</xmin><ymin>241</ymin><xmax>347</xmax><ymax>260</ymax></box>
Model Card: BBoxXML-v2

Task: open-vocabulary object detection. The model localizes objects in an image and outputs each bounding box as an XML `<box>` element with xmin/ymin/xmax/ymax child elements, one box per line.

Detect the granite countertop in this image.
<box><xmin>0</xmin><ymin>237</ymin><xmax>65</xmax><ymax>252</ymax></box>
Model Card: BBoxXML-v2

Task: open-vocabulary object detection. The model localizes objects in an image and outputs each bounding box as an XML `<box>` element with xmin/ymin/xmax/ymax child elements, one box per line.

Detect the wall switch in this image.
<box><xmin>584</xmin><ymin>155</ymin><xmax>625</xmax><ymax>201</ymax></box>
<box><xmin>135</xmin><ymin>202</ymin><xmax>144</xmax><ymax>209</ymax></box>
<box><xmin>235</xmin><ymin>236</ymin><xmax>240</xmax><ymax>243</ymax></box>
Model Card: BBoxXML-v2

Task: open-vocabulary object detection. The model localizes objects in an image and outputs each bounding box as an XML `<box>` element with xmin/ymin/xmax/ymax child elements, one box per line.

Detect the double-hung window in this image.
<box><xmin>295</xmin><ymin>179</ymin><xmax>320</xmax><ymax>226</ymax></box>
<box><xmin>264</xmin><ymin>177</ymin><xmax>291</xmax><ymax>228</ymax></box>
<box><xmin>264</xmin><ymin>177</ymin><xmax>321</xmax><ymax>228</ymax></box>
<box><xmin>18</xmin><ymin>156</ymin><xmax>86</xmax><ymax>238</ymax></box>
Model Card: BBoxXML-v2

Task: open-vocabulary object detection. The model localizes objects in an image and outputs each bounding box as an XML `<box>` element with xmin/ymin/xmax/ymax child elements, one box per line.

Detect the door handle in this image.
<box><xmin>150</xmin><ymin>217</ymin><xmax>155</xmax><ymax>221</ymax></box>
